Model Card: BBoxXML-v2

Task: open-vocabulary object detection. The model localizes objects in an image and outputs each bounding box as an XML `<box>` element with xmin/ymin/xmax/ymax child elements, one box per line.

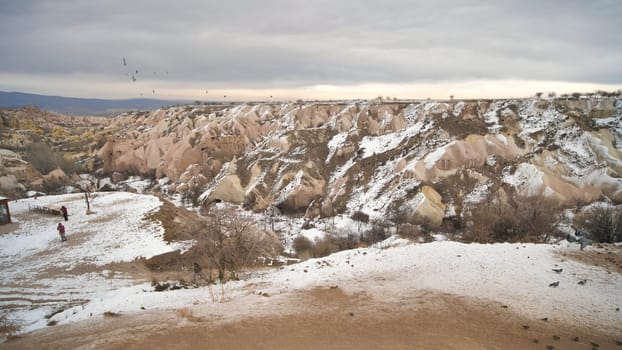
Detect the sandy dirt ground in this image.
<box><xmin>1</xmin><ymin>201</ymin><xmax>621</xmax><ymax>350</ymax></box>
<box><xmin>2</xmin><ymin>285</ymin><xmax>620</xmax><ymax>350</ymax></box>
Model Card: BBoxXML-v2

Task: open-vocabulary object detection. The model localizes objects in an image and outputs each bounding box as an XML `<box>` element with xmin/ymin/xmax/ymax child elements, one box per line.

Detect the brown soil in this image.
<box><xmin>559</xmin><ymin>244</ymin><xmax>622</xmax><ymax>274</ymax></box>
<box><xmin>2</xmin><ymin>287</ymin><xmax>619</xmax><ymax>350</ymax></box>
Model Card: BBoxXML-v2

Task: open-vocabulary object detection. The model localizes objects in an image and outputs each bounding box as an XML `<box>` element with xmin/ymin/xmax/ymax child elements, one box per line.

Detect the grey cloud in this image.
<box><xmin>0</xmin><ymin>0</ymin><xmax>621</xmax><ymax>95</ymax></box>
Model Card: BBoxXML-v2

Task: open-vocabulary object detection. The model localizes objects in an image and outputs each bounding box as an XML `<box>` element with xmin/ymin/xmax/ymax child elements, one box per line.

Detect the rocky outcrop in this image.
<box><xmin>92</xmin><ymin>96</ymin><xmax>622</xmax><ymax>225</ymax></box>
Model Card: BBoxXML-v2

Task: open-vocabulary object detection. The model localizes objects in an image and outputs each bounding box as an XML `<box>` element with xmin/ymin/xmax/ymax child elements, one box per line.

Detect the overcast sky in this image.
<box><xmin>1</xmin><ymin>0</ymin><xmax>621</xmax><ymax>100</ymax></box>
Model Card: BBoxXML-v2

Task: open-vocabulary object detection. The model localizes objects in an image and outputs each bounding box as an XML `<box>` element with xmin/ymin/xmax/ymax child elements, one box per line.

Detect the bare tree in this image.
<box><xmin>201</xmin><ymin>208</ymin><xmax>282</xmax><ymax>281</ymax></box>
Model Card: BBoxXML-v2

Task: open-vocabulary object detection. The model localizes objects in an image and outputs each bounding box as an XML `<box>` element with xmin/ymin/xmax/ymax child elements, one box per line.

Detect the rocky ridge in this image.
<box><xmin>94</xmin><ymin>97</ymin><xmax>622</xmax><ymax>226</ymax></box>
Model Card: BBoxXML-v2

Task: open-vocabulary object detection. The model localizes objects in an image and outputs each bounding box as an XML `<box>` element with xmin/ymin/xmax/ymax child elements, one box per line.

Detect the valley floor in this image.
<box><xmin>1</xmin><ymin>193</ymin><xmax>620</xmax><ymax>349</ymax></box>
<box><xmin>1</xmin><ymin>286</ymin><xmax>620</xmax><ymax>350</ymax></box>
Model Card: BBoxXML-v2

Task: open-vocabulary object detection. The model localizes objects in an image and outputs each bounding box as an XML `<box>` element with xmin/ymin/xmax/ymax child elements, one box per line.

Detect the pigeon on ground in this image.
<box><xmin>568</xmin><ymin>227</ymin><xmax>592</xmax><ymax>250</ymax></box>
<box><xmin>549</xmin><ymin>281</ymin><xmax>559</xmax><ymax>287</ymax></box>
<box><xmin>578</xmin><ymin>280</ymin><xmax>587</xmax><ymax>285</ymax></box>
<box><xmin>552</xmin><ymin>268</ymin><xmax>563</xmax><ymax>273</ymax></box>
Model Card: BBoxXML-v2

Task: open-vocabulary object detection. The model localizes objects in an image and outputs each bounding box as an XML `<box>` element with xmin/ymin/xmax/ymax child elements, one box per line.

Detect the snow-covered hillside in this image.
<box><xmin>93</xmin><ymin>96</ymin><xmax>622</xmax><ymax>228</ymax></box>
<box><xmin>1</xmin><ymin>193</ymin><xmax>620</xmax><ymax>337</ymax></box>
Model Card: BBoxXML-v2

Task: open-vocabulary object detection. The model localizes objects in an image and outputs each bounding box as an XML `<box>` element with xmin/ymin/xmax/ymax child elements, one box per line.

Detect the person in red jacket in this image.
<box><xmin>57</xmin><ymin>222</ymin><xmax>67</xmax><ymax>242</ymax></box>
<box><xmin>60</xmin><ymin>205</ymin><xmax>68</xmax><ymax>221</ymax></box>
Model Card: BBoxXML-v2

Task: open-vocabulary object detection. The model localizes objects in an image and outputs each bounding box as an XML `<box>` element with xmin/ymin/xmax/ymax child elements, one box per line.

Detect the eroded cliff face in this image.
<box><xmin>96</xmin><ymin>97</ymin><xmax>622</xmax><ymax>226</ymax></box>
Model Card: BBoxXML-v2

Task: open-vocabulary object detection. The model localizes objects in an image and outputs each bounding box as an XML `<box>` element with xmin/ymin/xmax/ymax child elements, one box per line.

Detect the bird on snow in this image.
<box><xmin>552</xmin><ymin>268</ymin><xmax>563</xmax><ymax>273</ymax></box>
<box><xmin>578</xmin><ymin>279</ymin><xmax>587</xmax><ymax>285</ymax></box>
<box><xmin>567</xmin><ymin>226</ymin><xmax>592</xmax><ymax>250</ymax></box>
<box><xmin>549</xmin><ymin>281</ymin><xmax>559</xmax><ymax>287</ymax></box>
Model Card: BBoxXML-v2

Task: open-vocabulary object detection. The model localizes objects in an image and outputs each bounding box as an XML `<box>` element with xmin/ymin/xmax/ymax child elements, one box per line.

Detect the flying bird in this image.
<box><xmin>549</xmin><ymin>281</ymin><xmax>559</xmax><ymax>288</ymax></box>
<box><xmin>152</xmin><ymin>89</ymin><xmax>155</xmax><ymax>94</ymax></box>
<box><xmin>131</xmin><ymin>76</ymin><xmax>136</xmax><ymax>82</ymax></box>
<box><xmin>136</xmin><ymin>69</ymin><xmax>139</xmax><ymax>74</ymax></box>
<box><xmin>123</xmin><ymin>57</ymin><xmax>126</xmax><ymax>66</ymax></box>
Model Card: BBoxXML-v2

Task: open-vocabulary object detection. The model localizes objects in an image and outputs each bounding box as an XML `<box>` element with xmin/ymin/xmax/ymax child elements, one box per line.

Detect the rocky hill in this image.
<box><xmin>93</xmin><ymin>96</ymin><xmax>622</xmax><ymax>227</ymax></box>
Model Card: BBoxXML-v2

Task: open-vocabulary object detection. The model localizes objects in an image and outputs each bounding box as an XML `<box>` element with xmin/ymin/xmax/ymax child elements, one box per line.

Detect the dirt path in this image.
<box><xmin>2</xmin><ymin>287</ymin><xmax>619</xmax><ymax>350</ymax></box>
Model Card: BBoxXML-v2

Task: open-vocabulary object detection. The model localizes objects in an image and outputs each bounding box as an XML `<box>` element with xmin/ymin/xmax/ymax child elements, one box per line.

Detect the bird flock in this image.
<box><xmin>121</xmin><ymin>56</ymin><xmax>276</xmax><ymax>101</ymax></box>
<box><xmin>122</xmin><ymin>56</ymin><xmax>168</xmax><ymax>97</ymax></box>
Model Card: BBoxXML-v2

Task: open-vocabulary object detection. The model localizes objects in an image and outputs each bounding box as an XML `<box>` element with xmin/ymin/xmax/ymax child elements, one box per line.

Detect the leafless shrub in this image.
<box><xmin>351</xmin><ymin>211</ymin><xmax>369</xmax><ymax>232</ymax></box>
<box><xmin>0</xmin><ymin>313</ymin><xmax>19</xmax><ymax>335</ymax></box>
<box><xmin>359</xmin><ymin>225</ymin><xmax>387</xmax><ymax>246</ymax></box>
<box><xmin>293</xmin><ymin>225</ymin><xmax>387</xmax><ymax>259</ymax></box>
<box><xmin>199</xmin><ymin>208</ymin><xmax>283</xmax><ymax>281</ymax></box>
<box><xmin>313</xmin><ymin>235</ymin><xmax>339</xmax><ymax>257</ymax></box>
<box><xmin>464</xmin><ymin>194</ymin><xmax>563</xmax><ymax>243</ymax></box>
<box><xmin>574</xmin><ymin>205</ymin><xmax>622</xmax><ymax>243</ymax></box>
<box><xmin>397</xmin><ymin>223</ymin><xmax>427</xmax><ymax>241</ymax></box>
<box><xmin>25</xmin><ymin>142</ymin><xmax>79</xmax><ymax>175</ymax></box>
<box><xmin>293</xmin><ymin>235</ymin><xmax>314</xmax><ymax>257</ymax></box>
<box><xmin>25</xmin><ymin>142</ymin><xmax>56</xmax><ymax>174</ymax></box>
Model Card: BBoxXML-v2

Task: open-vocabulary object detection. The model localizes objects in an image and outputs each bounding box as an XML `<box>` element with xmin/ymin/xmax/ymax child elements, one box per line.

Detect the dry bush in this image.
<box><xmin>360</xmin><ymin>225</ymin><xmax>387</xmax><ymax>246</ymax></box>
<box><xmin>464</xmin><ymin>194</ymin><xmax>563</xmax><ymax>243</ymax></box>
<box><xmin>25</xmin><ymin>142</ymin><xmax>56</xmax><ymax>174</ymax></box>
<box><xmin>293</xmin><ymin>226</ymin><xmax>387</xmax><ymax>259</ymax></box>
<box><xmin>293</xmin><ymin>235</ymin><xmax>314</xmax><ymax>257</ymax></box>
<box><xmin>0</xmin><ymin>313</ymin><xmax>19</xmax><ymax>335</ymax></box>
<box><xmin>313</xmin><ymin>236</ymin><xmax>339</xmax><ymax>258</ymax></box>
<box><xmin>574</xmin><ymin>205</ymin><xmax>622</xmax><ymax>243</ymax></box>
<box><xmin>397</xmin><ymin>223</ymin><xmax>427</xmax><ymax>241</ymax></box>
<box><xmin>199</xmin><ymin>207</ymin><xmax>283</xmax><ymax>281</ymax></box>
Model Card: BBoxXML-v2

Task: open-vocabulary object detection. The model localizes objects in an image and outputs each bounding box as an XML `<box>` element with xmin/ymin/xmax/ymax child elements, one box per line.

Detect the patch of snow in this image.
<box><xmin>452</xmin><ymin>101</ymin><xmax>465</xmax><ymax>117</ymax></box>
<box><xmin>423</xmin><ymin>144</ymin><xmax>449</xmax><ymax>169</ymax></box>
<box><xmin>299</xmin><ymin>228</ymin><xmax>326</xmax><ymax>242</ymax></box>
<box><xmin>326</xmin><ymin>132</ymin><xmax>348</xmax><ymax>164</ymax></box>
<box><xmin>464</xmin><ymin>182</ymin><xmax>492</xmax><ymax>204</ymax></box>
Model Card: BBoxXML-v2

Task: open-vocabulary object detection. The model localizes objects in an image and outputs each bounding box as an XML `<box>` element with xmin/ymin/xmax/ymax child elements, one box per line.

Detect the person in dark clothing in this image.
<box><xmin>57</xmin><ymin>222</ymin><xmax>67</xmax><ymax>242</ymax></box>
<box><xmin>192</xmin><ymin>262</ymin><xmax>210</xmax><ymax>283</ymax></box>
<box><xmin>61</xmin><ymin>205</ymin><xmax>68</xmax><ymax>221</ymax></box>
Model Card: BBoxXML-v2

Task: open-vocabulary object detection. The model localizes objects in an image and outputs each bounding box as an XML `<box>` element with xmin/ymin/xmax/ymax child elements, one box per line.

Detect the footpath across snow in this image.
<box><xmin>0</xmin><ymin>193</ymin><xmax>620</xmax><ymax>337</ymax></box>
